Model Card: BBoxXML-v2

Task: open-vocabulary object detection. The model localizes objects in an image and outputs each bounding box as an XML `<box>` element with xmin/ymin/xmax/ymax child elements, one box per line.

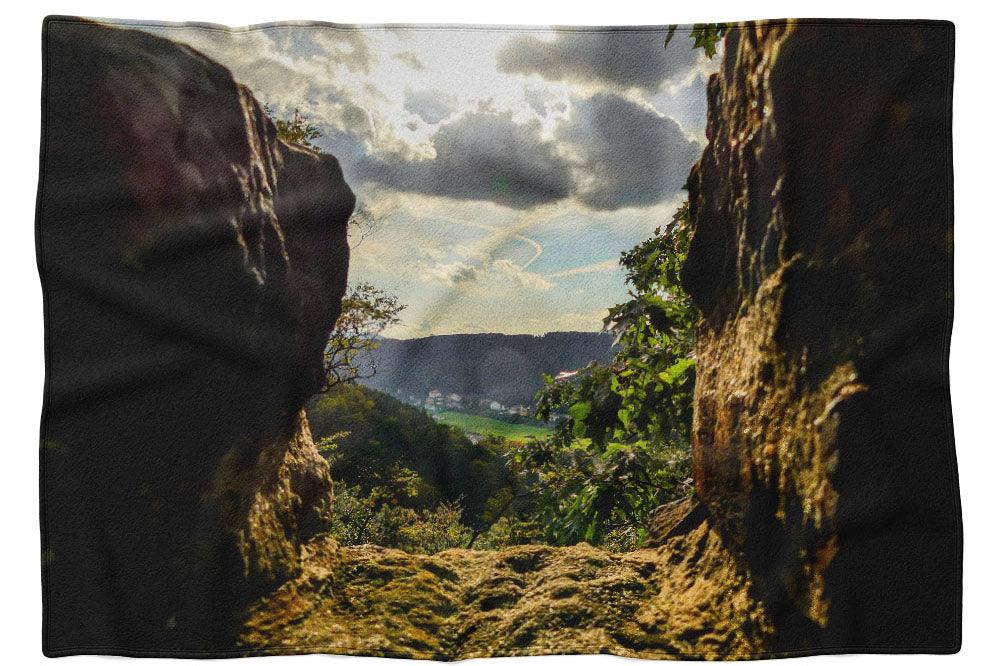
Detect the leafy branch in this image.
<box><xmin>665</xmin><ymin>23</ymin><xmax>729</xmax><ymax>58</ymax></box>
<box><xmin>322</xmin><ymin>282</ymin><xmax>405</xmax><ymax>389</ymax></box>
<box><xmin>518</xmin><ymin>202</ymin><xmax>698</xmax><ymax>549</ymax></box>
<box><xmin>265</xmin><ymin>104</ymin><xmax>323</xmax><ymax>151</ymax></box>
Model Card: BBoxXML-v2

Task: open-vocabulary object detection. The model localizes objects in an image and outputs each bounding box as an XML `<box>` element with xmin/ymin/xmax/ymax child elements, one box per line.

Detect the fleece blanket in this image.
<box><xmin>37</xmin><ymin>16</ymin><xmax>959</xmax><ymax>659</ymax></box>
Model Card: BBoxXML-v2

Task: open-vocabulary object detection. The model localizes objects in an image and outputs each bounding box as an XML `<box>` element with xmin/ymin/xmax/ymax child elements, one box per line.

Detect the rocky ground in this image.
<box><xmin>241</xmin><ymin>513</ymin><xmax>773</xmax><ymax>659</ymax></box>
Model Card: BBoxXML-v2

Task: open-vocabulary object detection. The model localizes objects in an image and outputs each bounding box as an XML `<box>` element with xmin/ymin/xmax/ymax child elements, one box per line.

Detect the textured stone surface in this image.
<box><xmin>645</xmin><ymin>496</ymin><xmax>708</xmax><ymax>548</ymax></box>
<box><xmin>682</xmin><ymin>20</ymin><xmax>958</xmax><ymax>649</ymax></box>
<box><xmin>40</xmin><ymin>19</ymin><xmax>352</xmax><ymax>651</ymax></box>
<box><xmin>242</xmin><ymin>520</ymin><xmax>772</xmax><ymax>659</ymax></box>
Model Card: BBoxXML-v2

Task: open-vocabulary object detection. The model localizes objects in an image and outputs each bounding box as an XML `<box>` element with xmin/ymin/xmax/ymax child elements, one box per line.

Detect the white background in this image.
<box><xmin>1</xmin><ymin>0</ymin><xmax>996</xmax><ymax>663</ymax></box>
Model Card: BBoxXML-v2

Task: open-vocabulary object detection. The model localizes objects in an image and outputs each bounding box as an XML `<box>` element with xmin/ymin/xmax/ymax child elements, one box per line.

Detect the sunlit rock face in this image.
<box><xmin>683</xmin><ymin>20</ymin><xmax>958</xmax><ymax>649</ymax></box>
<box><xmin>40</xmin><ymin>19</ymin><xmax>352</xmax><ymax>650</ymax></box>
<box><xmin>242</xmin><ymin>528</ymin><xmax>773</xmax><ymax>658</ymax></box>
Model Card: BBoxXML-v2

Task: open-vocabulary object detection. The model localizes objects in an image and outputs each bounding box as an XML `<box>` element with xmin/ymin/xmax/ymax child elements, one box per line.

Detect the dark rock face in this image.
<box><xmin>39</xmin><ymin>19</ymin><xmax>353</xmax><ymax>651</ymax></box>
<box><xmin>644</xmin><ymin>496</ymin><xmax>707</xmax><ymax>548</ymax></box>
<box><xmin>683</xmin><ymin>21</ymin><xmax>958</xmax><ymax>650</ymax></box>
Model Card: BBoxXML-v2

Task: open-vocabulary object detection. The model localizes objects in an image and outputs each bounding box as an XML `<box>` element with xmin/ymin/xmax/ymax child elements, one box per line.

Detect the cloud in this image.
<box><xmin>160</xmin><ymin>26</ymin><xmax>700</xmax><ymax>213</ymax></box>
<box><xmin>523</xmin><ymin>86</ymin><xmax>550</xmax><ymax>117</ymax></box>
<box><xmin>307</xmin><ymin>30</ymin><xmax>374</xmax><ymax>74</ymax></box>
<box><xmin>125</xmin><ymin>21</ymin><xmax>714</xmax><ymax>337</ymax></box>
<box><xmin>350</xmin><ymin>92</ymin><xmax>698</xmax><ymax>211</ymax></box>
<box><xmin>403</xmin><ymin>88</ymin><xmax>456</xmax><ymax>124</ymax></box>
<box><xmin>156</xmin><ymin>25</ymin><xmax>702</xmax><ymax>214</ymax></box>
<box><xmin>492</xmin><ymin>259</ymin><xmax>553</xmax><ymax>291</ymax></box>
<box><xmin>357</xmin><ymin>110</ymin><xmax>575</xmax><ymax>209</ymax></box>
<box><xmin>496</xmin><ymin>30</ymin><xmax>700</xmax><ymax>93</ymax></box>
<box><xmin>652</xmin><ymin>72</ymin><xmax>710</xmax><ymax>135</ymax></box>
<box><xmin>424</xmin><ymin>258</ymin><xmax>553</xmax><ymax>292</ymax></box>
<box><xmin>393</xmin><ymin>50</ymin><xmax>425</xmax><ymax>70</ymax></box>
<box><xmin>557</xmin><ymin>93</ymin><xmax>701</xmax><ymax>210</ymax></box>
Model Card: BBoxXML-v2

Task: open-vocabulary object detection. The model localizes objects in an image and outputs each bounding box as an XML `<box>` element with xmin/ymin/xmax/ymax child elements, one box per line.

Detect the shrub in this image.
<box><xmin>324</xmin><ymin>480</ymin><xmax>472</xmax><ymax>554</ymax></box>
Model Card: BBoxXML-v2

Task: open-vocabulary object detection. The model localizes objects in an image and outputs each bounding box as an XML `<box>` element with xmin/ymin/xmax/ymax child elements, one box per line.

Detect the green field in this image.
<box><xmin>434</xmin><ymin>411</ymin><xmax>551</xmax><ymax>440</ymax></box>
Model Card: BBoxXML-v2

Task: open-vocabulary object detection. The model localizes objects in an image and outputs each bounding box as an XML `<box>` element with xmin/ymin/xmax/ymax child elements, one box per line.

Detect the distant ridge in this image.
<box><xmin>360</xmin><ymin>331</ymin><xmax>614</xmax><ymax>407</ymax></box>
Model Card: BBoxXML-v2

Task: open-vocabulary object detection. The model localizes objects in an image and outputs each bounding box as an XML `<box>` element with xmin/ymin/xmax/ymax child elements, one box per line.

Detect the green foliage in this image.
<box><xmin>603</xmin><ymin>202</ymin><xmax>697</xmax><ymax>448</ymax></box>
<box><xmin>317</xmin><ymin>205</ymin><xmax>699</xmax><ymax>553</ymax></box>
<box><xmin>325</xmin><ymin>480</ymin><xmax>473</xmax><ymax>554</ymax></box>
<box><xmin>517</xmin><ymin>203</ymin><xmax>697</xmax><ymax>549</ymax></box>
<box><xmin>309</xmin><ymin>384</ymin><xmax>515</xmax><ymax>532</ymax></box>
<box><xmin>500</xmin><ymin>429</ymin><xmax>691</xmax><ymax>551</ymax></box>
<box><xmin>665</xmin><ymin>23</ymin><xmax>729</xmax><ymax>58</ymax></box>
<box><xmin>323</xmin><ymin>282</ymin><xmax>405</xmax><ymax>388</ymax></box>
<box><xmin>475</xmin><ymin>515</ymin><xmax>545</xmax><ymax>550</ymax></box>
<box><xmin>266</xmin><ymin>105</ymin><xmax>323</xmax><ymax>150</ymax></box>
<box><xmin>273</xmin><ymin>98</ymin><xmax>700</xmax><ymax>553</ymax></box>
<box><xmin>433</xmin><ymin>411</ymin><xmax>551</xmax><ymax>441</ymax></box>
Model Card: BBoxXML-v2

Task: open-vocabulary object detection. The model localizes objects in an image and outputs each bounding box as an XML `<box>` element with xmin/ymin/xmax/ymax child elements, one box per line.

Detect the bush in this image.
<box><xmin>512</xmin><ymin>203</ymin><xmax>697</xmax><ymax>548</ymax></box>
<box><xmin>325</xmin><ymin>480</ymin><xmax>472</xmax><ymax>554</ymax></box>
<box><xmin>309</xmin><ymin>385</ymin><xmax>514</xmax><ymax>526</ymax></box>
<box><xmin>475</xmin><ymin>516</ymin><xmax>545</xmax><ymax>550</ymax></box>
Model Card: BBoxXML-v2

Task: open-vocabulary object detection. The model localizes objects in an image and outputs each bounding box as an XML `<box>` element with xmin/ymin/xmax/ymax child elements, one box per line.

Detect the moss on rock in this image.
<box><xmin>241</xmin><ymin>518</ymin><xmax>772</xmax><ymax>659</ymax></box>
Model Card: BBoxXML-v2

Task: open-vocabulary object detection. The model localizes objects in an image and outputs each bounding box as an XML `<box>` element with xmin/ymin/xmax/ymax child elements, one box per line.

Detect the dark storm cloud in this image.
<box><xmin>558</xmin><ymin>93</ymin><xmax>701</xmax><ymax>210</ymax></box>
<box><xmin>496</xmin><ymin>30</ymin><xmax>700</xmax><ymax>92</ymax></box>
<box><xmin>403</xmin><ymin>89</ymin><xmax>455</xmax><ymax>124</ymax></box>
<box><xmin>327</xmin><ymin>93</ymin><xmax>698</xmax><ymax>212</ymax></box>
<box><xmin>357</xmin><ymin>111</ymin><xmax>575</xmax><ymax>209</ymax></box>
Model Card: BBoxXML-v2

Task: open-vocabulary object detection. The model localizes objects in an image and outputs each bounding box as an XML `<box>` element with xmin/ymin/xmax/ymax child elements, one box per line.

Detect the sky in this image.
<box><xmin>133</xmin><ymin>21</ymin><xmax>717</xmax><ymax>337</ymax></box>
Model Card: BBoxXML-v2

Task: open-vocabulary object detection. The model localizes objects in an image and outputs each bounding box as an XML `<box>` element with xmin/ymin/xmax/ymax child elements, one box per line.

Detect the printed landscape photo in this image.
<box><xmin>38</xmin><ymin>17</ymin><xmax>959</xmax><ymax>659</ymax></box>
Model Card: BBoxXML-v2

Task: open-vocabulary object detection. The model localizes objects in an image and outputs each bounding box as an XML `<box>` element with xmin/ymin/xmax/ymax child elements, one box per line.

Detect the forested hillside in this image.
<box><xmin>360</xmin><ymin>332</ymin><xmax>613</xmax><ymax>406</ymax></box>
<box><xmin>307</xmin><ymin>385</ymin><xmax>511</xmax><ymax>523</ymax></box>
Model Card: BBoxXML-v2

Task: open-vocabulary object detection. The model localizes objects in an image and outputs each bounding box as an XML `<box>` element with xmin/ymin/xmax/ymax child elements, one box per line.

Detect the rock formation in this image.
<box><xmin>39</xmin><ymin>17</ymin><xmax>959</xmax><ymax>658</ymax></box>
<box><xmin>39</xmin><ymin>19</ymin><xmax>353</xmax><ymax>652</ymax></box>
<box><xmin>242</xmin><ymin>523</ymin><xmax>772</xmax><ymax>658</ymax></box>
<box><xmin>682</xmin><ymin>20</ymin><xmax>958</xmax><ymax>650</ymax></box>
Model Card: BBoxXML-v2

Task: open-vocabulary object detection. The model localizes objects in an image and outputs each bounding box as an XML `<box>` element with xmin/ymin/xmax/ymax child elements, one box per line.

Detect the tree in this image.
<box><xmin>323</xmin><ymin>282</ymin><xmax>405</xmax><ymax>388</ymax></box>
<box><xmin>267</xmin><ymin>104</ymin><xmax>323</xmax><ymax>150</ymax></box>
<box><xmin>347</xmin><ymin>203</ymin><xmax>379</xmax><ymax>249</ymax></box>
<box><xmin>518</xmin><ymin>202</ymin><xmax>698</xmax><ymax>549</ymax></box>
<box><xmin>665</xmin><ymin>23</ymin><xmax>729</xmax><ymax>58</ymax></box>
